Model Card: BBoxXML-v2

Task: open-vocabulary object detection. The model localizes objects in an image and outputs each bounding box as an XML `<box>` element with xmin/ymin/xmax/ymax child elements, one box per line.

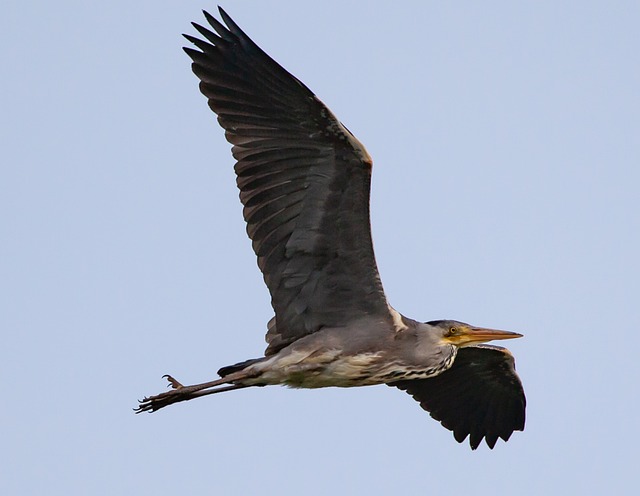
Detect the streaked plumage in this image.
<box><xmin>137</xmin><ymin>8</ymin><xmax>526</xmax><ymax>450</ymax></box>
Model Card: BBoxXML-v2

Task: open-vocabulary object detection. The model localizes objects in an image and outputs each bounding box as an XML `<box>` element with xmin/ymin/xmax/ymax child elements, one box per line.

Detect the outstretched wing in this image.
<box><xmin>390</xmin><ymin>345</ymin><xmax>526</xmax><ymax>450</ymax></box>
<box><xmin>184</xmin><ymin>8</ymin><xmax>390</xmax><ymax>354</ymax></box>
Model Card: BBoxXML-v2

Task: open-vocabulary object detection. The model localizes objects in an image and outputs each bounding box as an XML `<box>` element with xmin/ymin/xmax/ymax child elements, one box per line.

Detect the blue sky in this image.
<box><xmin>2</xmin><ymin>1</ymin><xmax>639</xmax><ymax>495</ymax></box>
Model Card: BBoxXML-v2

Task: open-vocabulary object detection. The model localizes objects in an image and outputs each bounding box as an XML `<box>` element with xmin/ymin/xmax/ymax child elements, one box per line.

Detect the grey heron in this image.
<box><xmin>136</xmin><ymin>7</ymin><xmax>526</xmax><ymax>450</ymax></box>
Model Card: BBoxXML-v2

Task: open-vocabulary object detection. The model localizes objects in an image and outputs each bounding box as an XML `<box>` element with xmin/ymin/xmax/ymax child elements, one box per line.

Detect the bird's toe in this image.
<box><xmin>163</xmin><ymin>374</ymin><xmax>184</xmax><ymax>389</ymax></box>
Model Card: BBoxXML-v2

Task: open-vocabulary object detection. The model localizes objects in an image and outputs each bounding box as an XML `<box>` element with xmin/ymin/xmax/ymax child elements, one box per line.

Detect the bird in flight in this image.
<box><xmin>136</xmin><ymin>7</ymin><xmax>526</xmax><ymax>450</ymax></box>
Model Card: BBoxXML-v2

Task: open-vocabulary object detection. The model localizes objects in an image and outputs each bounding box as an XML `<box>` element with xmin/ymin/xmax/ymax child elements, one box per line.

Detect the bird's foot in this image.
<box><xmin>135</xmin><ymin>375</ymin><xmax>193</xmax><ymax>413</ymax></box>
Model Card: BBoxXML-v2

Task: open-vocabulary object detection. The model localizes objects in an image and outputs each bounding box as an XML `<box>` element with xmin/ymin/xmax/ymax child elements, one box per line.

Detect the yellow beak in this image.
<box><xmin>448</xmin><ymin>326</ymin><xmax>523</xmax><ymax>347</ymax></box>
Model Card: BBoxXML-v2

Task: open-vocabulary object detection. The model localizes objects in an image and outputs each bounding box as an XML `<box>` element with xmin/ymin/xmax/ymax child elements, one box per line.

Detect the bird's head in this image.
<box><xmin>426</xmin><ymin>319</ymin><xmax>523</xmax><ymax>348</ymax></box>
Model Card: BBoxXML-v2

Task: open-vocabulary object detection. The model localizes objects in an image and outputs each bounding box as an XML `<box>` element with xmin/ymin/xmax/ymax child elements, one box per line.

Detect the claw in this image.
<box><xmin>163</xmin><ymin>374</ymin><xmax>185</xmax><ymax>389</ymax></box>
<box><xmin>135</xmin><ymin>389</ymin><xmax>175</xmax><ymax>413</ymax></box>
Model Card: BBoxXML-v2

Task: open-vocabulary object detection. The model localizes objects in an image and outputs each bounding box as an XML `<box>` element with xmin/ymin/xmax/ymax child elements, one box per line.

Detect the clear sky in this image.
<box><xmin>2</xmin><ymin>1</ymin><xmax>639</xmax><ymax>495</ymax></box>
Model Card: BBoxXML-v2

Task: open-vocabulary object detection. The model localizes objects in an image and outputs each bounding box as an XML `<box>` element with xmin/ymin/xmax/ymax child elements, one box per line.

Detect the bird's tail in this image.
<box><xmin>217</xmin><ymin>357</ymin><xmax>265</xmax><ymax>377</ymax></box>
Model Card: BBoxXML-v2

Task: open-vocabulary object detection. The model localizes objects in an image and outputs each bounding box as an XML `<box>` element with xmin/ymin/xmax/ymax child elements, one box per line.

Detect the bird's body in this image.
<box><xmin>137</xmin><ymin>8</ymin><xmax>526</xmax><ymax>450</ymax></box>
<box><xmin>223</xmin><ymin>316</ymin><xmax>456</xmax><ymax>389</ymax></box>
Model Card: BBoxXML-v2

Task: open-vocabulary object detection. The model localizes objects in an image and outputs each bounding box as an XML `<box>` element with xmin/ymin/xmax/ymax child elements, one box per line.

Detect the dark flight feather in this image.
<box><xmin>391</xmin><ymin>345</ymin><xmax>526</xmax><ymax>449</ymax></box>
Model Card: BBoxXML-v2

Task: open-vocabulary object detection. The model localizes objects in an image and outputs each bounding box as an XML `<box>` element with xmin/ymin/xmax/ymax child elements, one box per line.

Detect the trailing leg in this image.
<box><xmin>135</xmin><ymin>368</ymin><xmax>260</xmax><ymax>413</ymax></box>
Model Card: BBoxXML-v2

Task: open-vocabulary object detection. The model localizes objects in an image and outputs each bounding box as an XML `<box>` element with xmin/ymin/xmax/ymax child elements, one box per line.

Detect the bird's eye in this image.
<box><xmin>447</xmin><ymin>327</ymin><xmax>457</xmax><ymax>336</ymax></box>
